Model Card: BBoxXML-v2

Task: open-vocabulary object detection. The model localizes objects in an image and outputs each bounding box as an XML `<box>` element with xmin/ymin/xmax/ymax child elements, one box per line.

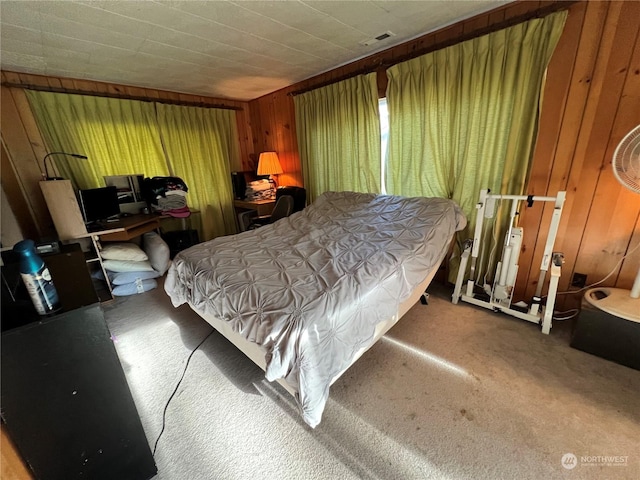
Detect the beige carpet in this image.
<box><xmin>103</xmin><ymin>279</ymin><xmax>639</xmax><ymax>480</ymax></box>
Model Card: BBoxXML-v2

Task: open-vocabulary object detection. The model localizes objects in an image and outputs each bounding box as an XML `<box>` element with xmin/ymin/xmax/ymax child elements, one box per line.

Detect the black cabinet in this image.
<box><xmin>1</xmin><ymin>304</ymin><xmax>157</xmax><ymax>480</ymax></box>
<box><xmin>162</xmin><ymin>229</ymin><xmax>199</xmax><ymax>258</ymax></box>
<box><xmin>42</xmin><ymin>243</ymin><xmax>100</xmax><ymax>311</ymax></box>
<box><xmin>571</xmin><ymin>293</ymin><xmax>640</xmax><ymax>370</ymax></box>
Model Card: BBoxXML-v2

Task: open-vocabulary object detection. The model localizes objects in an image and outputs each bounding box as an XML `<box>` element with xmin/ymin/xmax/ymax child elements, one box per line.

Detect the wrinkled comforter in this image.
<box><xmin>165</xmin><ymin>191</ymin><xmax>466</xmax><ymax>427</ymax></box>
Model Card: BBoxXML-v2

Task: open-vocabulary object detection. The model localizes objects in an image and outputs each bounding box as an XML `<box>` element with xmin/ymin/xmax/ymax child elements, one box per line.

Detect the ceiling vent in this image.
<box><xmin>359</xmin><ymin>31</ymin><xmax>396</xmax><ymax>47</ymax></box>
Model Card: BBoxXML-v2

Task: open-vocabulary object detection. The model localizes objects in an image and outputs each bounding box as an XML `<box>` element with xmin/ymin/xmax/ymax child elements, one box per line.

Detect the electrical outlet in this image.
<box><xmin>572</xmin><ymin>272</ymin><xmax>587</xmax><ymax>288</ymax></box>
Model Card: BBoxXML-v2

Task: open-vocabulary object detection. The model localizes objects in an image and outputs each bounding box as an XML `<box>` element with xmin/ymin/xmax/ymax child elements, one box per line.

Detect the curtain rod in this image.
<box><xmin>1</xmin><ymin>81</ymin><xmax>243</xmax><ymax>111</ymax></box>
<box><xmin>288</xmin><ymin>1</ymin><xmax>575</xmax><ymax>97</ymax></box>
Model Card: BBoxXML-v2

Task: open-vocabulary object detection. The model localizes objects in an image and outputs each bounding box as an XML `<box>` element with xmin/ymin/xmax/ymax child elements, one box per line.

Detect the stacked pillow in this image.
<box><xmin>142</xmin><ymin>232</ymin><xmax>171</xmax><ymax>275</ymax></box>
<box><xmin>100</xmin><ymin>242</ymin><xmax>160</xmax><ymax>296</ymax></box>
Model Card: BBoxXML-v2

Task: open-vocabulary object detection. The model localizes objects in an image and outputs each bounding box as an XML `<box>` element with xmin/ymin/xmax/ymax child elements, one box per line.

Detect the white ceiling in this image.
<box><xmin>0</xmin><ymin>0</ymin><xmax>510</xmax><ymax>101</ymax></box>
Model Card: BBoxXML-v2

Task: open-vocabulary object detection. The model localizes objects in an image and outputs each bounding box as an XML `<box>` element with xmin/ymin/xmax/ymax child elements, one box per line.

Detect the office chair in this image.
<box><xmin>276</xmin><ymin>186</ymin><xmax>306</xmax><ymax>213</ymax></box>
<box><xmin>239</xmin><ymin>195</ymin><xmax>294</xmax><ymax>231</ymax></box>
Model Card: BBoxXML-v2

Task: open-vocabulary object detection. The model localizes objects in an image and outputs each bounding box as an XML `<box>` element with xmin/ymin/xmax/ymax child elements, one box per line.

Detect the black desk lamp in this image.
<box><xmin>43</xmin><ymin>152</ymin><xmax>88</xmax><ymax>180</ymax></box>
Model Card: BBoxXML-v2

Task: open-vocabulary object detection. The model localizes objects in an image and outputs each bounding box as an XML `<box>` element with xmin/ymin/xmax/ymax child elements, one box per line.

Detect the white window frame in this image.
<box><xmin>378</xmin><ymin>97</ymin><xmax>389</xmax><ymax>194</ymax></box>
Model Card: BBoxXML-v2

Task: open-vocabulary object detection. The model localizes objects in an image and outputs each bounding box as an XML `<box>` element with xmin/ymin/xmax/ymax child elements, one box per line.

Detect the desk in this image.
<box><xmin>82</xmin><ymin>213</ymin><xmax>199</xmax><ymax>298</ymax></box>
<box><xmin>234</xmin><ymin>199</ymin><xmax>276</xmax><ymax>216</ymax></box>
<box><xmin>72</xmin><ymin>215</ymin><xmax>161</xmax><ymax>300</ymax></box>
<box><xmin>233</xmin><ymin>199</ymin><xmax>276</xmax><ymax>232</ymax></box>
<box><xmin>81</xmin><ymin>214</ymin><xmax>162</xmax><ymax>242</ymax></box>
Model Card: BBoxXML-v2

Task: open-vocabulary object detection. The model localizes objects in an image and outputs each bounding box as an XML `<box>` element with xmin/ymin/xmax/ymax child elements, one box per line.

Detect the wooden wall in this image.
<box><xmin>0</xmin><ymin>72</ymin><xmax>255</xmax><ymax>238</ymax></box>
<box><xmin>249</xmin><ymin>0</ymin><xmax>640</xmax><ymax>306</ymax></box>
<box><xmin>517</xmin><ymin>0</ymin><xmax>640</xmax><ymax>305</ymax></box>
<box><xmin>1</xmin><ymin>426</ymin><xmax>32</xmax><ymax>480</ymax></box>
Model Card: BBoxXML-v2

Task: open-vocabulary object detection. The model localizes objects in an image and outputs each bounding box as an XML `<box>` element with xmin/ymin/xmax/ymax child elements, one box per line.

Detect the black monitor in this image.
<box><xmin>230</xmin><ymin>171</ymin><xmax>248</xmax><ymax>200</ymax></box>
<box><xmin>231</xmin><ymin>171</ymin><xmax>269</xmax><ymax>200</ymax></box>
<box><xmin>78</xmin><ymin>186</ymin><xmax>120</xmax><ymax>224</ymax></box>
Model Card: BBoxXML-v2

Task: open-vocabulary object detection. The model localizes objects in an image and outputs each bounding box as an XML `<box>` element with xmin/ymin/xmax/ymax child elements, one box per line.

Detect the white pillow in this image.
<box><xmin>101</xmin><ymin>242</ymin><xmax>148</xmax><ymax>261</ymax></box>
<box><xmin>142</xmin><ymin>232</ymin><xmax>171</xmax><ymax>275</ymax></box>
<box><xmin>112</xmin><ymin>279</ymin><xmax>158</xmax><ymax>296</ymax></box>
<box><xmin>108</xmin><ymin>270</ymin><xmax>161</xmax><ymax>286</ymax></box>
<box><xmin>102</xmin><ymin>259</ymin><xmax>155</xmax><ymax>273</ymax></box>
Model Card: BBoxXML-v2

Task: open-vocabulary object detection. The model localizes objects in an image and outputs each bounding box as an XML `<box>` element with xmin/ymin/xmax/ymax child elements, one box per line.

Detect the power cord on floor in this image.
<box><xmin>152</xmin><ymin>330</ymin><xmax>214</xmax><ymax>456</ymax></box>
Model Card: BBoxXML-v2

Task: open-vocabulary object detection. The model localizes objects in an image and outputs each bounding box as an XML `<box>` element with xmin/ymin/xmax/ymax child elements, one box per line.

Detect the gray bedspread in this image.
<box><xmin>165</xmin><ymin>191</ymin><xmax>466</xmax><ymax>427</ymax></box>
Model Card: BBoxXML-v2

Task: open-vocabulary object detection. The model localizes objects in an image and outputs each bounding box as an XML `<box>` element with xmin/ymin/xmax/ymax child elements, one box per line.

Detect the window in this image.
<box><xmin>379</xmin><ymin>97</ymin><xmax>389</xmax><ymax>194</ymax></box>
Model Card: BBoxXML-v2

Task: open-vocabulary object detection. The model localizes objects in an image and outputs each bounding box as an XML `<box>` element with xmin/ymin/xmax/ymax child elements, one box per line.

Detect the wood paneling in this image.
<box><xmin>1</xmin><ymin>82</ymin><xmax>53</xmax><ymax>238</ymax></box>
<box><xmin>0</xmin><ymin>72</ymin><xmax>255</xmax><ymax>234</ymax></box>
<box><xmin>249</xmin><ymin>90</ymin><xmax>303</xmax><ymax>187</ymax></box>
<box><xmin>1</xmin><ymin>142</ymin><xmax>39</xmax><ymax>241</ymax></box>
<box><xmin>1</xmin><ymin>426</ymin><xmax>32</xmax><ymax>480</ymax></box>
<box><xmin>518</xmin><ymin>0</ymin><xmax>640</xmax><ymax>307</ymax></box>
<box><xmin>250</xmin><ymin>0</ymin><xmax>640</xmax><ymax>302</ymax></box>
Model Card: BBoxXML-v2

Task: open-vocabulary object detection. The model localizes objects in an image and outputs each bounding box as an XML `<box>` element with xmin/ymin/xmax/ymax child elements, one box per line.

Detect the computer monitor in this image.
<box><xmin>231</xmin><ymin>171</ymin><xmax>270</xmax><ymax>200</ymax></box>
<box><xmin>231</xmin><ymin>171</ymin><xmax>248</xmax><ymax>200</ymax></box>
<box><xmin>78</xmin><ymin>186</ymin><xmax>120</xmax><ymax>224</ymax></box>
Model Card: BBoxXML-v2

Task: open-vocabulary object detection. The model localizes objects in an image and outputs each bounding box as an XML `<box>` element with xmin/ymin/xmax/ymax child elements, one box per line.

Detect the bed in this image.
<box><xmin>165</xmin><ymin>191</ymin><xmax>467</xmax><ymax>427</ymax></box>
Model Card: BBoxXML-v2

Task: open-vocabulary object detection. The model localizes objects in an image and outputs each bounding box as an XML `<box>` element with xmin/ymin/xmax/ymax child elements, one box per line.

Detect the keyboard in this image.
<box><xmin>86</xmin><ymin>224</ymin><xmax>103</xmax><ymax>233</ymax></box>
<box><xmin>86</xmin><ymin>221</ymin><xmax>121</xmax><ymax>232</ymax></box>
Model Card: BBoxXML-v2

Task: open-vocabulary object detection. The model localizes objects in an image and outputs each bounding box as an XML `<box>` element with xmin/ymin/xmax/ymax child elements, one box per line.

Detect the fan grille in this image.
<box><xmin>612</xmin><ymin>125</ymin><xmax>640</xmax><ymax>194</ymax></box>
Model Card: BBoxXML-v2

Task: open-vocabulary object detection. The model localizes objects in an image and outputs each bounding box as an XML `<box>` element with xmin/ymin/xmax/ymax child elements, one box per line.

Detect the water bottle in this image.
<box><xmin>13</xmin><ymin>239</ymin><xmax>61</xmax><ymax>315</ymax></box>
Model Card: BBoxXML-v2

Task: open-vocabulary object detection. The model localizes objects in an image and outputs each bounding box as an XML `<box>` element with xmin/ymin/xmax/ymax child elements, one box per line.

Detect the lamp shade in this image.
<box><xmin>257</xmin><ymin>152</ymin><xmax>283</xmax><ymax>176</ymax></box>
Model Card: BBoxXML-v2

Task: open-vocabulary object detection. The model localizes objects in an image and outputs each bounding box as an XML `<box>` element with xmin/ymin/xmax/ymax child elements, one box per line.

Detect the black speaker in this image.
<box><xmin>571</xmin><ymin>289</ymin><xmax>640</xmax><ymax>370</ymax></box>
<box><xmin>162</xmin><ymin>230</ymin><xmax>199</xmax><ymax>258</ymax></box>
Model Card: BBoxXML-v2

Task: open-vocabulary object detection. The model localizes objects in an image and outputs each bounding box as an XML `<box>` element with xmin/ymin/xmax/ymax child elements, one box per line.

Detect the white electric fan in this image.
<box><xmin>584</xmin><ymin>125</ymin><xmax>640</xmax><ymax>322</ymax></box>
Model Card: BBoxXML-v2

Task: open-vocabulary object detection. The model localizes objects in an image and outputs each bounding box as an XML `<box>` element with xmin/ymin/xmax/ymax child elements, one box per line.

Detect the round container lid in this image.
<box><xmin>12</xmin><ymin>239</ymin><xmax>36</xmax><ymax>254</ymax></box>
<box><xmin>584</xmin><ymin>288</ymin><xmax>640</xmax><ymax>323</ymax></box>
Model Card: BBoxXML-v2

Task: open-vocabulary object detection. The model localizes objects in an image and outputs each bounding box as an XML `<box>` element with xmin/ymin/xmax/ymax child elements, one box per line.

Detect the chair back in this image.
<box><xmin>276</xmin><ymin>186</ymin><xmax>307</xmax><ymax>213</ymax></box>
<box><xmin>270</xmin><ymin>195</ymin><xmax>294</xmax><ymax>222</ymax></box>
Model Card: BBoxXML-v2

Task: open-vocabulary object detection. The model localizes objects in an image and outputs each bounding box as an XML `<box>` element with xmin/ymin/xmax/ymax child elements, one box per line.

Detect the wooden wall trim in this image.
<box><xmin>0</xmin><ymin>81</ymin><xmax>243</xmax><ymax>111</ymax></box>
<box><xmin>0</xmin><ymin>71</ymin><xmax>246</xmax><ymax>110</ymax></box>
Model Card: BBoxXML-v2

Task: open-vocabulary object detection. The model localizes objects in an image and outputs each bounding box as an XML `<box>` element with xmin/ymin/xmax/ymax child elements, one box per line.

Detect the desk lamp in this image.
<box><xmin>257</xmin><ymin>152</ymin><xmax>283</xmax><ymax>197</ymax></box>
<box><xmin>43</xmin><ymin>152</ymin><xmax>88</xmax><ymax>180</ymax></box>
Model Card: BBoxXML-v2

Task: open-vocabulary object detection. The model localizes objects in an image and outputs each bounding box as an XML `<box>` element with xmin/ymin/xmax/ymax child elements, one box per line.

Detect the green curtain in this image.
<box><xmin>156</xmin><ymin>104</ymin><xmax>238</xmax><ymax>241</ymax></box>
<box><xmin>25</xmin><ymin>91</ymin><xmax>168</xmax><ymax>189</ymax></box>
<box><xmin>294</xmin><ymin>73</ymin><xmax>381</xmax><ymax>202</ymax></box>
<box><xmin>26</xmin><ymin>91</ymin><xmax>241</xmax><ymax>241</ymax></box>
<box><xmin>386</xmin><ymin>11</ymin><xmax>567</xmax><ymax>282</ymax></box>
